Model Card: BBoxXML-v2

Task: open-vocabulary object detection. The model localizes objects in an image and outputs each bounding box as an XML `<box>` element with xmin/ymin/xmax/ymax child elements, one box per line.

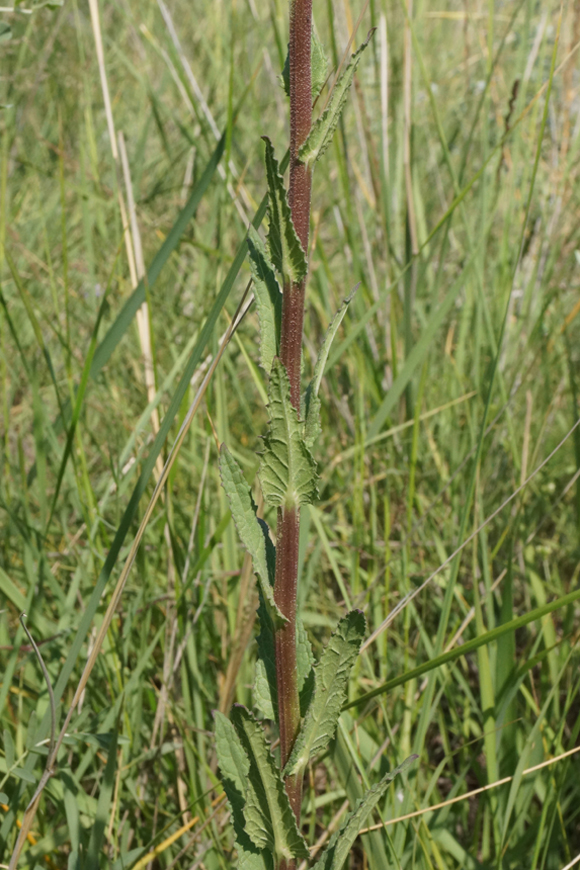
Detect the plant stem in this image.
<box><xmin>274</xmin><ymin>0</ymin><xmax>312</xmax><ymax>839</ymax></box>
<box><xmin>280</xmin><ymin>0</ymin><xmax>313</xmax><ymax>409</ymax></box>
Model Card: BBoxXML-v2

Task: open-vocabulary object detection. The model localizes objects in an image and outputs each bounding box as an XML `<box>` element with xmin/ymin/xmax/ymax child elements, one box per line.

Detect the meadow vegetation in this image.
<box><xmin>0</xmin><ymin>0</ymin><xmax>580</xmax><ymax>867</ymax></box>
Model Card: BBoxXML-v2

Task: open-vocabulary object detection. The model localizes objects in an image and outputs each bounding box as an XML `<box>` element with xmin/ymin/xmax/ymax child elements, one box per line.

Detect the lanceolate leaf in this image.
<box><xmin>303</xmin><ymin>285</ymin><xmax>359</xmax><ymax>448</ymax></box>
<box><xmin>254</xmin><ymin>596</ymin><xmax>314</xmax><ymax>722</ymax></box>
<box><xmin>247</xmin><ymin>226</ymin><xmax>282</xmax><ymax>372</ymax></box>
<box><xmin>215</xmin><ymin>711</ymin><xmax>250</xmax><ymax>795</ymax></box>
<box><xmin>215</xmin><ymin>712</ymin><xmax>273</xmax><ymax>869</ymax></box>
<box><xmin>259</xmin><ymin>358</ymin><xmax>318</xmax><ymax>508</ymax></box>
<box><xmin>311</xmin><ymin>755</ymin><xmax>418</xmax><ymax>870</ymax></box>
<box><xmin>284</xmin><ymin>611</ymin><xmax>365</xmax><ymax>778</ymax></box>
<box><xmin>298</xmin><ymin>32</ymin><xmax>374</xmax><ymax>169</ymax></box>
<box><xmin>262</xmin><ymin>137</ymin><xmax>308</xmax><ymax>284</ymax></box>
<box><xmin>231</xmin><ymin>706</ymin><xmax>309</xmax><ymax>863</ymax></box>
<box><xmin>219</xmin><ymin>446</ymin><xmax>286</xmax><ymax>625</ymax></box>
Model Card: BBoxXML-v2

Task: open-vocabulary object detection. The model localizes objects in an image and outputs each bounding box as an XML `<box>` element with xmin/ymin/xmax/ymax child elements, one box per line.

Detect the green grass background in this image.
<box><xmin>1</xmin><ymin>0</ymin><xmax>579</xmax><ymax>867</ymax></box>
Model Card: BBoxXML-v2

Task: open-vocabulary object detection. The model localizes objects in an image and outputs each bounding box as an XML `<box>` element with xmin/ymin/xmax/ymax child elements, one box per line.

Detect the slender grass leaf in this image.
<box><xmin>86</xmin><ymin>725</ymin><xmax>118</xmax><ymax>870</ymax></box>
<box><xmin>262</xmin><ymin>137</ymin><xmax>307</xmax><ymax>284</ymax></box>
<box><xmin>11</xmin><ymin>768</ymin><xmax>37</xmax><ymax>784</ymax></box>
<box><xmin>259</xmin><ymin>358</ymin><xmax>318</xmax><ymax>508</ymax></box>
<box><xmin>500</xmin><ymin>653</ymin><xmax>571</xmax><ymax>847</ymax></box>
<box><xmin>281</xmin><ymin>28</ymin><xmax>328</xmax><ymax>101</ymax></box>
<box><xmin>311</xmin><ymin>755</ymin><xmax>418</xmax><ymax>870</ymax></box>
<box><xmin>247</xmin><ymin>226</ymin><xmax>282</xmax><ymax>372</ymax></box>
<box><xmin>3</xmin><ymin>730</ymin><xmax>15</xmax><ymax>770</ymax></box>
<box><xmin>5</xmin><ymin>249</ymin><xmax>64</xmax><ymax>422</ymax></box>
<box><xmin>24</xmin><ymin>712</ymin><xmax>38</xmax><ymax>751</ymax></box>
<box><xmin>303</xmin><ymin>284</ymin><xmax>358</xmax><ymax>447</ymax></box>
<box><xmin>368</xmin><ymin>268</ymin><xmax>465</xmax><ymax>438</ymax></box>
<box><xmin>231</xmin><ymin>706</ymin><xmax>309</xmax><ymax>862</ymax></box>
<box><xmin>344</xmin><ymin>586</ymin><xmax>580</xmax><ymax>710</ymax></box>
<box><xmin>284</xmin><ymin>611</ymin><xmax>365</xmax><ymax>777</ymax></box>
<box><xmin>219</xmin><ymin>445</ymin><xmax>286</xmax><ymax>625</ymax></box>
<box><xmin>47</xmin><ymin>268</ymin><xmax>113</xmax><ymax>532</ymax></box>
<box><xmin>63</xmin><ymin>784</ymin><xmax>81</xmax><ymax>854</ymax></box>
<box><xmin>0</xmin><ymin>567</ymin><xmax>27</xmax><ymax>613</ymax></box>
<box><xmin>298</xmin><ymin>32</ymin><xmax>373</xmax><ymax>169</ymax></box>
<box><xmin>89</xmin><ymin>135</ymin><xmax>225</xmax><ymax>378</ymax></box>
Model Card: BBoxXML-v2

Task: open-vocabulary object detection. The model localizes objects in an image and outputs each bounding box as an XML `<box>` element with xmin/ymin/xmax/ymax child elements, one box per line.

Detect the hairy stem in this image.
<box><xmin>274</xmin><ymin>0</ymin><xmax>313</xmax><ymax>844</ymax></box>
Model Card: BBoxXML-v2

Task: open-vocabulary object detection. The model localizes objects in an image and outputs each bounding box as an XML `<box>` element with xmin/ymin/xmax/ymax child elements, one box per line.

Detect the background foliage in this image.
<box><xmin>1</xmin><ymin>0</ymin><xmax>579</xmax><ymax>867</ymax></box>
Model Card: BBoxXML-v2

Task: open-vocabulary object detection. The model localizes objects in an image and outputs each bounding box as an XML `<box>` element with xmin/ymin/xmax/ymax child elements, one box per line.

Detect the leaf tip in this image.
<box><xmin>346</xmin><ymin>282</ymin><xmax>361</xmax><ymax>304</ymax></box>
<box><xmin>364</xmin><ymin>27</ymin><xmax>377</xmax><ymax>45</ymax></box>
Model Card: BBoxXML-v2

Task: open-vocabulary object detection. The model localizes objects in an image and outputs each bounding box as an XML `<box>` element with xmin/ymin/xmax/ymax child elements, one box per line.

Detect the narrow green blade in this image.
<box><xmin>219</xmin><ymin>445</ymin><xmax>285</xmax><ymax>625</ymax></box>
<box><xmin>312</xmin><ymin>756</ymin><xmax>417</xmax><ymax>870</ymax></box>
<box><xmin>284</xmin><ymin>611</ymin><xmax>365</xmax><ymax>777</ymax></box>
<box><xmin>298</xmin><ymin>32</ymin><xmax>373</xmax><ymax>169</ymax></box>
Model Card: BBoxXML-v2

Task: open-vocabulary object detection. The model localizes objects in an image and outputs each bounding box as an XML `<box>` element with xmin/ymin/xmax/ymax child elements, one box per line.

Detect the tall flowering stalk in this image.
<box><xmin>275</xmin><ymin>0</ymin><xmax>313</xmax><ymax>825</ymax></box>
<box><xmin>214</xmin><ymin>13</ymin><xmax>415</xmax><ymax>870</ymax></box>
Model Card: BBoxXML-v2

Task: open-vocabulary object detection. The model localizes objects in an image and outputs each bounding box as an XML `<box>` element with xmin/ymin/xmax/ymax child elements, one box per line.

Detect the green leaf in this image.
<box><xmin>311</xmin><ymin>755</ymin><xmax>418</xmax><ymax>870</ymax></box>
<box><xmin>282</xmin><ymin>28</ymin><xmax>329</xmax><ymax>101</ymax></box>
<box><xmin>297</xmin><ymin>615</ymin><xmax>315</xmax><ymax>708</ymax></box>
<box><xmin>303</xmin><ymin>285</ymin><xmax>359</xmax><ymax>447</ymax></box>
<box><xmin>0</xmin><ymin>21</ymin><xmax>11</xmax><ymax>42</ymax></box>
<box><xmin>284</xmin><ymin>611</ymin><xmax>365</xmax><ymax>778</ymax></box>
<box><xmin>253</xmin><ymin>593</ymin><xmax>277</xmax><ymax>721</ymax></box>
<box><xmin>236</xmin><ymin>842</ymin><xmax>274</xmax><ymax>870</ymax></box>
<box><xmin>343</xmin><ymin>585</ymin><xmax>580</xmax><ymax>711</ymax></box>
<box><xmin>3</xmin><ymin>728</ymin><xmax>15</xmax><ymax>769</ymax></box>
<box><xmin>254</xmin><ymin>597</ymin><xmax>313</xmax><ymax>722</ymax></box>
<box><xmin>298</xmin><ymin>32</ymin><xmax>374</xmax><ymax>169</ymax></box>
<box><xmin>254</xmin><ymin>657</ymin><xmax>276</xmax><ymax>722</ymax></box>
<box><xmin>231</xmin><ymin>706</ymin><xmax>309</xmax><ymax>862</ymax></box>
<box><xmin>219</xmin><ymin>446</ymin><xmax>286</xmax><ymax>626</ymax></box>
<box><xmin>215</xmin><ymin>711</ymin><xmax>251</xmax><ymax>795</ymax></box>
<box><xmin>259</xmin><ymin>358</ymin><xmax>318</xmax><ymax>508</ymax></box>
<box><xmin>312</xmin><ymin>29</ymin><xmax>330</xmax><ymax>101</ymax></box>
<box><xmin>90</xmin><ymin>135</ymin><xmax>226</xmax><ymax>378</ymax></box>
<box><xmin>11</xmin><ymin>768</ymin><xmax>37</xmax><ymax>784</ymax></box>
<box><xmin>86</xmin><ymin>726</ymin><xmax>118</xmax><ymax>870</ymax></box>
<box><xmin>262</xmin><ymin>137</ymin><xmax>307</xmax><ymax>284</ymax></box>
<box><xmin>215</xmin><ymin>712</ymin><xmax>272</xmax><ymax>867</ymax></box>
<box><xmin>247</xmin><ymin>226</ymin><xmax>282</xmax><ymax>372</ymax></box>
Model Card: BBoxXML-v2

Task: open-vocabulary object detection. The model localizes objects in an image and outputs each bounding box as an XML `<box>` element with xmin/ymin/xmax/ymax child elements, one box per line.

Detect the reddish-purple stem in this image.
<box><xmin>273</xmin><ymin>0</ymin><xmax>312</xmax><ymax>850</ymax></box>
